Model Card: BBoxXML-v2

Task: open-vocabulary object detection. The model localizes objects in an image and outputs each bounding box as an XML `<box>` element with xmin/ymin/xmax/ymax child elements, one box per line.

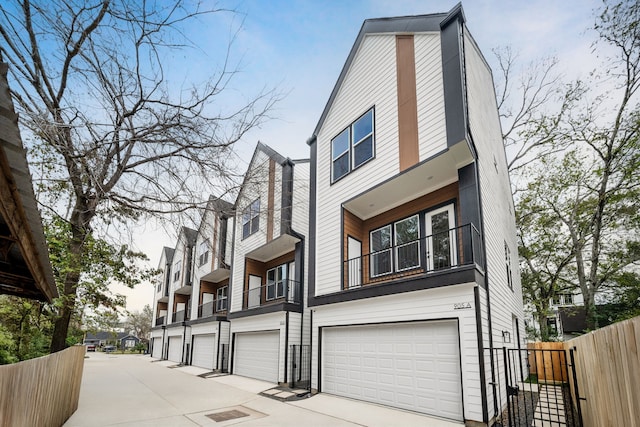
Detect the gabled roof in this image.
<box><xmin>310</xmin><ymin>4</ymin><xmax>464</xmax><ymax>140</ymax></box>
<box><xmin>234</xmin><ymin>142</ymin><xmax>289</xmax><ymax>206</ymax></box>
<box><xmin>162</xmin><ymin>247</ymin><xmax>175</xmax><ymax>262</ymax></box>
<box><xmin>180</xmin><ymin>226</ymin><xmax>198</xmax><ymax>246</ymax></box>
<box><xmin>0</xmin><ymin>62</ymin><xmax>57</xmax><ymax>302</ymax></box>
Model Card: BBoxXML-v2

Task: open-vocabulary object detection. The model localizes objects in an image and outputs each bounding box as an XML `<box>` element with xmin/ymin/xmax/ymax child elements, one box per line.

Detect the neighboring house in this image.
<box><xmin>150</xmin><ymin>196</ymin><xmax>235</xmax><ymax>369</ymax></box>
<box><xmin>306</xmin><ymin>6</ymin><xmax>523</xmax><ymax>425</ymax></box>
<box><xmin>164</xmin><ymin>226</ymin><xmax>197</xmax><ymax>363</ymax></box>
<box><xmin>84</xmin><ymin>332</ymin><xmax>138</xmax><ymax>348</ymax></box>
<box><xmin>0</xmin><ymin>62</ymin><xmax>57</xmax><ymax>303</ymax></box>
<box><xmin>226</xmin><ymin>143</ymin><xmax>310</xmax><ymax>384</ymax></box>
<box><xmin>150</xmin><ymin>246</ymin><xmax>174</xmax><ymax>357</ymax></box>
<box><xmin>119</xmin><ymin>334</ymin><xmax>140</xmax><ymax>350</ymax></box>
<box><xmin>188</xmin><ymin>196</ymin><xmax>233</xmax><ymax>371</ymax></box>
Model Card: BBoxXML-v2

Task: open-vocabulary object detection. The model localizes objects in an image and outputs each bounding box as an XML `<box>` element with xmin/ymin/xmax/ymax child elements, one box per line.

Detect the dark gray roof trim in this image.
<box><xmin>180</xmin><ymin>226</ymin><xmax>198</xmax><ymax>245</ymax></box>
<box><xmin>310</xmin><ymin>5</ymin><xmax>464</xmax><ymax>139</ymax></box>
<box><xmin>162</xmin><ymin>247</ymin><xmax>175</xmax><ymax>262</ymax></box>
<box><xmin>234</xmin><ymin>141</ymin><xmax>289</xmax><ymax>206</ymax></box>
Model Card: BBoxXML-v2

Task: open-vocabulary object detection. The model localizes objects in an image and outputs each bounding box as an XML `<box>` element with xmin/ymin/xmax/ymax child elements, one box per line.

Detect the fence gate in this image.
<box><xmin>288</xmin><ymin>345</ymin><xmax>310</xmax><ymax>390</ymax></box>
<box><xmin>220</xmin><ymin>344</ymin><xmax>229</xmax><ymax>373</ymax></box>
<box><xmin>490</xmin><ymin>347</ymin><xmax>583</xmax><ymax>427</ymax></box>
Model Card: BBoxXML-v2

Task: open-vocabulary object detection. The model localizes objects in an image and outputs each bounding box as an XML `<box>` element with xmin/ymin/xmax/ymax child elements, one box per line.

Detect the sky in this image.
<box><xmin>115</xmin><ymin>0</ymin><xmax>604</xmax><ymax>313</ymax></box>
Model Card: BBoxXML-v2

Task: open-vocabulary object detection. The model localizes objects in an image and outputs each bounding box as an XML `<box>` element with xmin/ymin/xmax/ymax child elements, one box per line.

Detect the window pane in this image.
<box><xmin>353</xmin><ymin>135</ymin><xmax>373</xmax><ymax>168</ymax></box>
<box><xmin>397</xmin><ymin>241</ymin><xmax>420</xmax><ymax>270</ymax></box>
<box><xmin>353</xmin><ymin>110</ymin><xmax>373</xmax><ymax>142</ymax></box>
<box><xmin>332</xmin><ymin>152</ymin><xmax>350</xmax><ymax>181</ymax></box>
<box><xmin>371</xmin><ymin>249</ymin><xmax>392</xmax><ymax>276</ymax></box>
<box><xmin>332</xmin><ymin>128</ymin><xmax>350</xmax><ymax>159</ymax></box>
<box><xmin>251</xmin><ymin>217</ymin><xmax>259</xmax><ymax>234</ymax></box>
<box><xmin>267</xmin><ymin>283</ymin><xmax>275</xmax><ymax>300</ymax></box>
<box><xmin>267</xmin><ymin>269</ymin><xmax>275</xmax><ymax>283</ymax></box>
<box><xmin>242</xmin><ymin>222</ymin><xmax>250</xmax><ymax>238</ymax></box>
<box><xmin>251</xmin><ymin>199</ymin><xmax>260</xmax><ymax>216</ymax></box>
<box><xmin>430</xmin><ymin>211</ymin><xmax>451</xmax><ymax>269</ymax></box>
<box><xmin>395</xmin><ymin>215</ymin><xmax>419</xmax><ymax>245</ymax></box>
<box><xmin>370</xmin><ymin>226</ymin><xmax>391</xmax><ymax>252</ymax></box>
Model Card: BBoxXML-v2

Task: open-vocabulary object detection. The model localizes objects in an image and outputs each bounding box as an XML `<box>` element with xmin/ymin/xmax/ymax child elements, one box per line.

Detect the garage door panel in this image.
<box><xmin>192</xmin><ymin>334</ymin><xmax>216</xmax><ymax>370</ymax></box>
<box><xmin>234</xmin><ymin>331</ymin><xmax>279</xmax><ymax>383</ymax></box>
<box><xmin>168</xmin><ymin>336</ymin><xmax>182</xmax><ymax>362</ymax></box>
<box><xmin>322</xmin><ymin>320</ymin><xmax>462</xmax><ymax>421</ymax></box>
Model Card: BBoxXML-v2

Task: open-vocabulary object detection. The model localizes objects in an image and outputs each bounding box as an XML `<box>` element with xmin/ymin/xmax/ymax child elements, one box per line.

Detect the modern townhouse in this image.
<box><xmin>189</xmin><ymin>196</ymin><xmax>234</xmax><ymax>371</ymax></box>
<box><xmin>150</xmin><ymin>246</ymin><xmax>174</xmax><ymax>358</ymax></box>
<box><xmin>163</xmin><ymin>226</ymin><xmax>197</xmax><ymax>363</ymax></box>
<box><xmin>226</xmin><ymin>142</ymin><xmax>310</xmax><ymax>385</ymax></box>
<box><xmin>306</xmin><ymin>5</ymin><xmax>524</xmax><ymax>425</ymax></box>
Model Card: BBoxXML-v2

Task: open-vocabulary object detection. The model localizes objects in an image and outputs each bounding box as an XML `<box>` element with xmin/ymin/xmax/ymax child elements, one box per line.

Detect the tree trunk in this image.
<box><xmin>50</xmin><ymin>212</ymin><xmax>90</xmax><ymax>353</ymax></box>
<box><xmin>583</xmin><ymin>290</ymin><xmax>598</xmax><ymax>331</ymax></box>
<box><xmin>536</xmin><ymin>310</ymin><xmax>550</xmax><ymax>341</ymax></box>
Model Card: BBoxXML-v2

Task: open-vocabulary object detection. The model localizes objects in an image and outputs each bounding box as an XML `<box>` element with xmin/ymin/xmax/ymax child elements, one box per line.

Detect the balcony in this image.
<box><xmin>343</xmin><ymin>223</ymin><xmax>483</xmax><ymax>288</ymax></box>
<box><xmin>197</xmin><ymin>297</ymin><xmax>228</xmax><ymax>318</ymax></box>
<box><xmin>171</xmin><ymin>308</ymin><xmax>191</xmax><ymax>323</ymax></box>
<box><xmin>242</xmin><ymin>279</ymin><xmax>301</xmax><ymax>310</ymax></box>
<box><xmin>155</xmin><ymin>316</ymin><xmax>166</xmax><ymax>327</ymax></box>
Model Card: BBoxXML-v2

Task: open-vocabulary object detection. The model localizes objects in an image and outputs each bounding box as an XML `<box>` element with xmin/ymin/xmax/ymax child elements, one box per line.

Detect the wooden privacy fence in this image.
<box><xmin>527</xmin><ymin>341</ymin><xmax>568</xmax><ymax>383</ymax></box>
<box><xmin>0</xmin><ymin>345</ymin><xmax>85</xmax><ymax>427</ymax></box>
<box><xmin>564</xmin><ymin>315</ymin><xmax>640</xmax><ymax>427</ymax></box>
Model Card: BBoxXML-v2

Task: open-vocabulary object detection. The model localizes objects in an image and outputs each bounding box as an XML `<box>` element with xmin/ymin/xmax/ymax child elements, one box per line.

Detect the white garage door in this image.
<box><xmin>168</xmin><ymin>336</ymin><xmax>182</xmax><ymax>363</ymax></box>
<box><xmin>151</xmin><ymin>337</ymin><xmax>162</xmax><ymax>358</ymax></box>
<box><xmin>322</xmin><ymin>320</ymin><xmax>463</xmax><ymax>421</ymax></box>
<box><xmin>192</xmin><ymin>334</ymin><xmax>216</xmax><ymax>370</ymax></box>
<box><xmin>234</xmin><ymin>331</ymin><xmax>279</xmax><ymax>382</ymax></box>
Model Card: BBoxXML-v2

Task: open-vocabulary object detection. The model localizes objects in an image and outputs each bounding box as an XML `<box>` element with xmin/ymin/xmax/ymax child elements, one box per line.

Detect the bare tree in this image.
<box><xmin>0</xmin><ymin>0</ymin><xmax>278</xmax><ymax>351</ymax></box>
<box><xmin>125</xmin><ymin>305</ymin><xmax>153</xmax><ymax>341</ymax></box>
<box><xmin>493</xmin><ymin>46</ymin><xmax>583</xmax><ymax>176</ymax></box>
<box><xmin>501</xmin><ymin>0</ymin><xmax>640</xmax><ymax>333</ymax></box>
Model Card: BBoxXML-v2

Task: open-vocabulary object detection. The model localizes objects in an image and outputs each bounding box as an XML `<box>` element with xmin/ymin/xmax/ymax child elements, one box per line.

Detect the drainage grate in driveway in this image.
<box><xmin>205</xmin><ymin>409</ymin><xmax>249</xmax><ymax>422</ymax></box>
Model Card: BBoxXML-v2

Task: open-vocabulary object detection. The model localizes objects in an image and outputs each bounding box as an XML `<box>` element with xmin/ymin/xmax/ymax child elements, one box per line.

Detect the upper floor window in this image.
<box><xmin>198</xmin><ymin>241</ymin><xmax>209</xmax><ymax>266</ymax></box>
<box><xmin>242</xmin><ymin>198</ymin><xmax>260</xmax><ymax>239</ymax></box>
<box><xmin>266</xmin><ymin>264</ymin><xmax>287</xmax><ymax>300</ymax></box>
<box><xmin>370</xmin><ymin>214</ymin><xmax>420</xmax><ymax>277</ymax></box>
<box><xmin>173</xmin><ymin>261</ymin><xmax>181</xmax><ymax>282</ymax></box>
<box><xmin>505</xmin><ymin>242</ymin><xmax>513</xmax><ymax>290</ymax></box>
<box><xmin>331</xmin><ymin>108</ymin><xmax>375</xmax><ymax>182</ymax></box>
<box><xmin>216</xmin><ymin>286</ymin><xmax>228</xmax><ymax>311</ymax></box>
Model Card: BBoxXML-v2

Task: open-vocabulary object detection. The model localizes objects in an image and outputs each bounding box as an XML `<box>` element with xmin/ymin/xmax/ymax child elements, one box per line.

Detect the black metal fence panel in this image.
<box><xmin>289</xmin><ymin>345</ymin><xmax>310</xmax><ymax>390</ymax></box>
<box><xmin>220</xmin><ymin>344</ymin><xmax>229</xmax><ymax>373</ymax></box>
<box><xmin>488</xmin><ymin>347</ymin><xmax>583</xmax><ymax>427</ymax></box>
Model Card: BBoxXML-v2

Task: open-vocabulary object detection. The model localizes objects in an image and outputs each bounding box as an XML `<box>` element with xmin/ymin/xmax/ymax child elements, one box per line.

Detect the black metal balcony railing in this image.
<box><xmin>344</xmin><ymin>223</ymin><xmax>483</xmax><ymax>289</ymax></box>
<box><xmin>155</xmin><ymin>316</ymin><xmax>166</xmax><ymax>327</ymax></box>
<box><xmin>197</xmin><ymin>297</ymin><xmax>228</xmax><ymax>318</ymax></box>
<box><xmin>171</xmin><ymin>308</ymin><xmax>191</xmax><ymax>323</ymax></box>
<box><xmin>243</xmin><ymin>279</ymin><xmax>301</xmax><ymax>309</ymax></box>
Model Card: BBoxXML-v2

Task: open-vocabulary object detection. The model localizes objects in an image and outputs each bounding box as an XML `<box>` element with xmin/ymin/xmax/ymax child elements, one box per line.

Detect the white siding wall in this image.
<box><xmin>192</xmin><ymin>212</ymin><xmax>214</xmax><ymax>321</ymax></box>
<box><xmin>230</xmin><ymin>150</ymin><xmax>272</xmax><ymax>313</ymax></box>
<box><xmin>463</xmin><ymin>33</ymin><xmax>525</xmax><ymax>351</ymax></box>
<box><xmin>152</xmin><ymin>249</ymin><xmax>170</xmax><ymax>320</ymax></box>
<box><xmin>230</xmin><ymin>312</ymin><xmax>287</xmax><ymax>382</ymax></box>
<box><xmin>315</xmin><ymin>34</ymin><xmax>398</xmax><ymax>296</ymax></box>
<box><xmin>414</xmin><ymin>33</ymin><xmax>448</xmax><ymax>159</ymax></box>
<box><xmin>191</xmin><ymin>321</ymin><xmax>219</xmax><ymax>336</ymax></box>
<box><xmin>311</xmin><ymin>283</ymin><xmax>482</xmax><ymax>422</ymax></box>
<box><xmin>314</xmin><ymin>33</ymin><xmax>449</xmax><ymax>297</ymax></box>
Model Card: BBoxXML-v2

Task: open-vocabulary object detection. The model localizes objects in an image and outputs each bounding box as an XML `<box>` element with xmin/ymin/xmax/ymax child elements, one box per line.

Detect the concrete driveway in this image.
<box><xmin>64</xmin><ymin>352</ymin><xmax>462</xmax><ymax>427</ymax></box>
